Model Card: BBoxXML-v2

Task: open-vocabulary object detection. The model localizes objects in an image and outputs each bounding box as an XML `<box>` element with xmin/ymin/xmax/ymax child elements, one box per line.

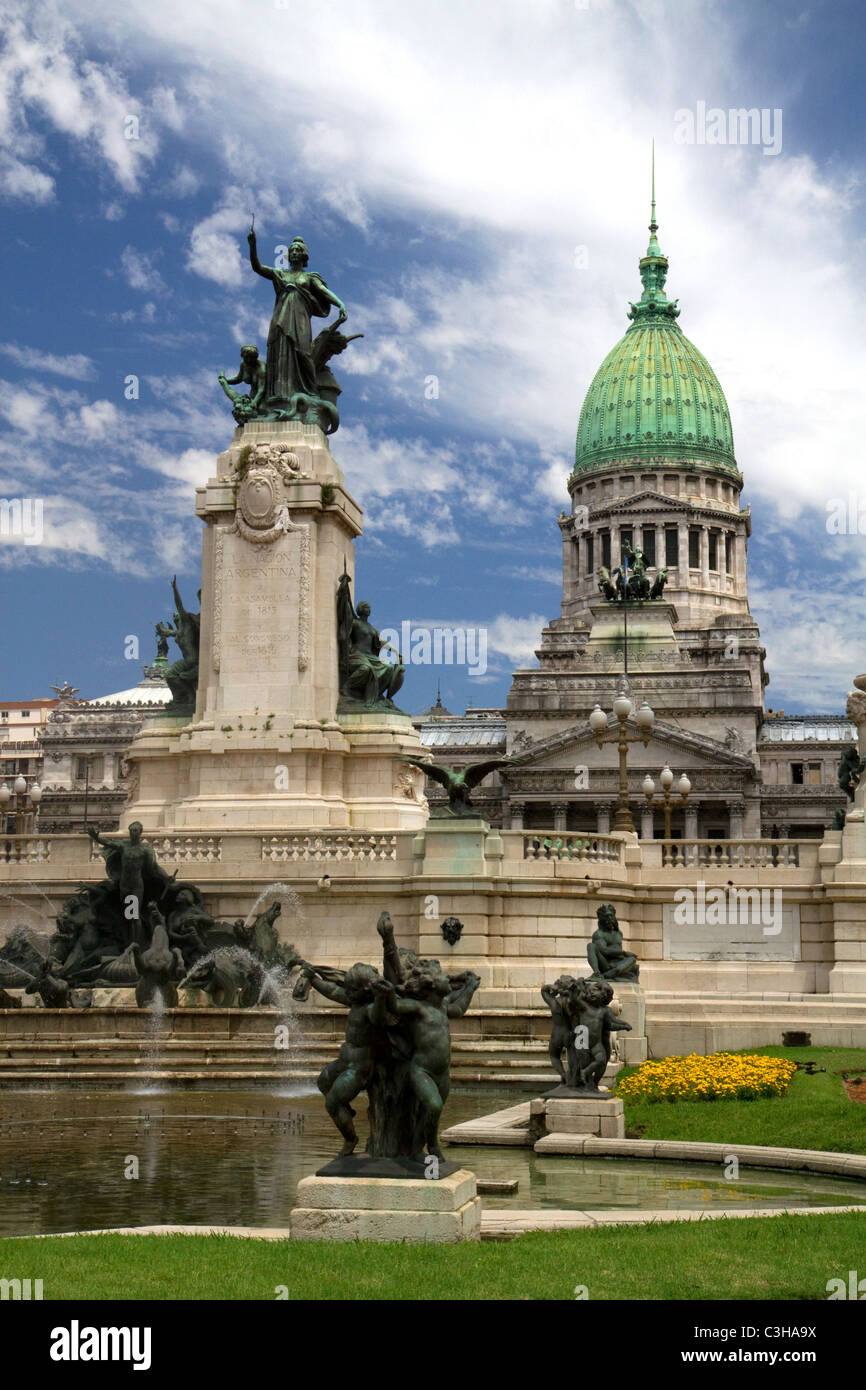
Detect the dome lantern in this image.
<box><xmin>573</xmin><ymin>156</ymin><xmax>737</xmax><ymax>478</ymax></box>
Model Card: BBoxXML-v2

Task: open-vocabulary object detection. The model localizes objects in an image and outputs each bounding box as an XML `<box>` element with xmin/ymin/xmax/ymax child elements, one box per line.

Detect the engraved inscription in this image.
<box><xmin>212</xmin><ymin>523</ymin><xmax>310</xmax><ymax>673</ymax></box>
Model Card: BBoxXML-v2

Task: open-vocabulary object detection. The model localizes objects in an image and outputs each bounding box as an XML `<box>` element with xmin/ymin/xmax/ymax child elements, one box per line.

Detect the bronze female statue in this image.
<box><xmin>247</xmin><ymin>231</ymin><xmax>347</xmax><ymax>411</ymax></box>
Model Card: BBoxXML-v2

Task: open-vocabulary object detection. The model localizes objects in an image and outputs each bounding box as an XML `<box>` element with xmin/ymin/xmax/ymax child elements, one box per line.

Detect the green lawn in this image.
<box><xmin>3</xmin><ymin>1213</ymin><xmax>865</xmax><ymax>1300</ymax></box>
<box><xmin>620</xmin><ymin>1047</ymin><xmax>866</xmax><ymax>1153</ymax></box>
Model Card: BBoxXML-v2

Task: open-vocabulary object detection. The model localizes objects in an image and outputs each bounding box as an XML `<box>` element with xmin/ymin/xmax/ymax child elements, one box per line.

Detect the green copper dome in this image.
<box><xmin>574</xmin><ymin>189</ymin><xmax>736</xmax><ymax>475</ymax></box>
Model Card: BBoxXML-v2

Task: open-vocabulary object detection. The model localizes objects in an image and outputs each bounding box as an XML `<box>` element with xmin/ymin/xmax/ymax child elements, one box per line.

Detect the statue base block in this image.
<box><xmin>533</xmin><ymin>1096</ymin><xmax>625</xmax><ymax>1139</ymax></box>
<box><xmin>414</xmin><ymin>818</ymin><xmax>498</xmax><ymax>876</ymax></box>
<box><xmin>541</xmin><ymin>1084</ymin><xmax>619</xmax><ymax>1100</ymax></box>
<box><xmin>316</xmin><ymin>1153</ymin><xmax>462</xmax><ymax>1180</ymax></box>
<box><xmin>290</xmin><ymin>1169</ymin><xmax>481</xmax><ymax>1243</ymax></box>
<box><xmin>610</xmin><ymin>981</ymin><xmax>648</xmax><ymax>1064</ymax></box>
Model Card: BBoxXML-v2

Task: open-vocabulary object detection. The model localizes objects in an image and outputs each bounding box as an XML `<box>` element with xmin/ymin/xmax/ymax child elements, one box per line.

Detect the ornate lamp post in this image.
<box><xmin>0</xmin><ymin>775</ymin><xmax>43</xmax><ymax>843</ymax></box>
<box><xmin>642</xmin><ymin>765</ymin><xmax>692</xmax><ymax>838</ymax></box>
<box><xmin>589</xmin><ymin>687</ymin><xmax>655</xmax><ymax>833</ymax></box>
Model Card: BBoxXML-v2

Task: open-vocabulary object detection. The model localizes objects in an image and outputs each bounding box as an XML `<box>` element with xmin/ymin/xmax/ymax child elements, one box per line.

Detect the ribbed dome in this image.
<box><xmin>574</xmin><ymin>197</ymin><xmax>736</xmax><ymax>475</ymax></box>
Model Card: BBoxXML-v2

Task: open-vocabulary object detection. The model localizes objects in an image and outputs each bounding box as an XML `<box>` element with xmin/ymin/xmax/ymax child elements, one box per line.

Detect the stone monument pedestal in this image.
<box><xmin>532</xmin><ymin>1096</ymin><xmax>625</xmax><ymax>1140</ymax></box>
<box><xmin>123</xmin><ymin>419</ymin><xmax>427</xmax><ymax>832</ymax></box>
<box><xmin>289</xmin><ymin>1169</ymin><xmax>482</xmax><ymax>1243</ymax></box>
<box><xmin>611</xmin><ymin>980</ymin><xmax>648</xmax><ymax>1064</ymax></box>
<box><xmin>413</xmin><ymin>817</ymin><xmax>503</xmax><ymax>878</ymax></box>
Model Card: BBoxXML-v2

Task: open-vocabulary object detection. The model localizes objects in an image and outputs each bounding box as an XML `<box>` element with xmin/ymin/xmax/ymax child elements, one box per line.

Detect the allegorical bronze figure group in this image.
<box><xmin>296</xmin><ymin>912</ymin><xmax>479</xmax><ymax>1173</ymax></box>
<box><xmin>217</xmin><ymin>228</ymin><xmax>362</xmax><ymax>434</ymax></box>
<box><xmin>541</xmin><ymin>905</ymin><xmax>638</xmax><ymax>1095</ymax></box>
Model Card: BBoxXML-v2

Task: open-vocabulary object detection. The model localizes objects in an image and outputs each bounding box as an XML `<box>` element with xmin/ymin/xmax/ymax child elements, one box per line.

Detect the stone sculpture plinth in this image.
<box><xmin>290</xmin><ymin>1169</ymin><xmax>481</xmax><ymax>1243</ymax></box>
<box><xmin>611</xmin><ymin>981</ymin><xmax>648</xmax><ymax>1064</ymax></box>
<box><xmin>123</xmin><ymin>422</ymin><xmax>426</xmax><ymax>831</ymax></box>
<box><xmin>532</xmin><ymin>1096</ymin><xmax>625</xmax><ymax>1141</ymax></box>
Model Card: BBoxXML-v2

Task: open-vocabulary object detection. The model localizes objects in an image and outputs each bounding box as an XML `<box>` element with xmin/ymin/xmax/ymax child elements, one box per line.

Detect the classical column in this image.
<box><xmin>597</xmin><ymin>803</ymin><xmax>612</xmax><ymax>834</ymax></box>
<box><xmin>610</xmin><ymin>523</ymin><xmax>620</xmax><ymax>570</ymax></box>
<box><xmin>553</xmin><ymin>801</ymin><xmax>568</xmax><ymax>833</ymax></box>
<box><xmin>655</xmin><ymin>524</ymin><xmax>665</xmax><ymax>573</ymax></box>
<box><xmin>640</xmin><ymin>807</ymin><xmax>655</xmax><ymax>840</ymax></box>
<box><xmin>700</xmin><ymin>526</ymin><xmax>710</xmax><ymax>590</ymax></box>
<box><xmin>678</xmin><ymin>522</ymin><xmax>688</xmax><ymax>577</ymax></box>
<box><xmin>735</xmin><ymin>532</ymin><xmax>748</xmax><ymax>599</ymax></box>
<box><xmin>509</xmin><ymin>800</ymin><xmax>525</xmax><ymax>831</ymax></box>
<box><xmin>561</xmin><ymin>516</ymin><xmax>581</xmax><ymax>608</ymax></box>
<box><xmin>684</xmin><ymin>803</ymin><xmax>699</xmax><ymax>838</ymax></box>
<box><xmin>744</xmin><ymin>796</ymin><xmax>762</xmax><ymax>838</ymax></box>
<box><xmin>728</xmin><ymin>800</ymin><xmax>746</xmax><ymax>839</ymax></box>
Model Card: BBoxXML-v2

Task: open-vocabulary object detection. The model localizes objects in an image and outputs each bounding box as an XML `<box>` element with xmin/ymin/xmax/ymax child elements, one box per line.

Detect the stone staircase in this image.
<box><xmin>3</xmin><ymin>989</ymin><xmax>863</xmax><ymax>1088</ymax></box>
<box><xmin>644</xmin><ymin>991</ymin><xmax>866</xmax><ymax>1055</ymax></box>
<box><xmin>0</xmin><ymin>1005</ymin><xmax>561</xmax><ymax>1089</ymax></box>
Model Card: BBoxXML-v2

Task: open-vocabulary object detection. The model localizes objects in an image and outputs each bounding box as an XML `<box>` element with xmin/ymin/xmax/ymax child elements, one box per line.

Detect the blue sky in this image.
<box><xmin>2</xmin><ymin>0</ymin><xmax>866</xmax><ymax>714</ymax></box>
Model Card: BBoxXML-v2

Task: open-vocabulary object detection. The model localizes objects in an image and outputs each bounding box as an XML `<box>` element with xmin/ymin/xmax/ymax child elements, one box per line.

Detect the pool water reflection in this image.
<box><xmin>0</xmin><ymin>1088</ymin><xmax>862</xmax><ymax>1237</ymax></box>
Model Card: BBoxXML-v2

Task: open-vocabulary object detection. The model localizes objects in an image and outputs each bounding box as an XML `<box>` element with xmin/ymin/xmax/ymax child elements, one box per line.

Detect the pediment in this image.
<box><xmin>509</xmin><ymin>717</ymin><xmax>755</xmax><ymax>772</ymax></box>
<box><xmin>593</xmin><ymin>489</ymin><xmax>693</xmax><ymax>518</ymax></box>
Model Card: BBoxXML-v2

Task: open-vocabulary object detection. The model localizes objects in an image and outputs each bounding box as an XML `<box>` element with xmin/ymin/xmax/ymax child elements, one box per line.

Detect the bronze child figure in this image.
<box><xmin>304</xmin><ymin>961</ymin><xmax>391</xmax><ymax>1156</ymax></box>
<box><xmin>541</xmin><ymin>974</ymin><xmax>579</xmax><ymax>1086</ymax></box>
<box><xmin>572</xmin><ymin>979</ymin><xmax>632</xmax><ymax>1092</ymax></box>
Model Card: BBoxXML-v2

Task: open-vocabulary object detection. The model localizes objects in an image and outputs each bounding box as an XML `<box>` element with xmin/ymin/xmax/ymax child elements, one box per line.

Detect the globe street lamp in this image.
<box><xmin>0</xmin><ymin>777</ymin><xmax>42</xmax><ymax>845</ymax></box>
<box><xmin>642</xmin><ymin>766</ymin><xmax>691</xmax><ymax>839</ymax></box>
<box><xmin>589</xmin><ymin>686</ymin><xmax>655</xmax><ymax>833</ymax></box>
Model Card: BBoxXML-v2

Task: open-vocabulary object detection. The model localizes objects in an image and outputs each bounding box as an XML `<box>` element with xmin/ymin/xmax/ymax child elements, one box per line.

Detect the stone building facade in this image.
<box><xmin>415</xmin><ymin>210</ymin><xmax>852</xmax><ymax>838</ymax></box>
<box><xmin>37</xmin><ymin>670</ymin><xmax>169</xmax><ymax>833</ymax></box>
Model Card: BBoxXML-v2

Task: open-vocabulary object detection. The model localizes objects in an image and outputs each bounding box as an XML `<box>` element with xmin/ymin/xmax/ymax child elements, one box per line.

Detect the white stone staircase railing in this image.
<box><xmin>660</xmin><ymin>839</ymin><xmax>807</xmax><ymax>869</ymax></box>
<box><xmin>522</xmin><ymin>833</ymin><xmax>623</xmax><ymax>864</ymax></box>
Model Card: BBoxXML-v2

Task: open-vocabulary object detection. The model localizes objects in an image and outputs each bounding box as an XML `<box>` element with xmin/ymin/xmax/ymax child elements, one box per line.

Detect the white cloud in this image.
<box><xmin>120</xmin><ymin>245</ymin><xmax>167</xmax><ymax>294</ymax></box>
<box><xmin>78</xmin><ymin>400</ymin><xmax>120</xmax><ymax>438</ymax></box>
<box><xmin>750</xmin><ymin>579</ymin><xmax>861</xmax><ymax>712</ymax></box>
<box><xmin>0</xmin><ymin>8</ymin><xmax>161</xmax><ymax>193</ymax></box>
<box><xmin>337</xmin><ymin>424</ymin><xmax>461</xmax><ymax>499</ymax></box>
<box><xmin>487</xmin><ymin>613</ymin><xmax>545</xmax><ymax>666</ymax></box>
<box><xmin>0</xmin><ymin>344</ymin><xmax>95</xmax><ymax>379</ymax></box>
<box><xmin>143</xmin><ymin>446</ymin><xmax>213</xmax><ymax>489</ymax></box>
<box><xmin>164</xmin><ymin>164</ymin><xmax>200</xmax><ymax>197</ymax></box>
<box><xmin>0</xmin><ymin>153</ymin><xmax>54</xmax><ymax>202</ymax></box>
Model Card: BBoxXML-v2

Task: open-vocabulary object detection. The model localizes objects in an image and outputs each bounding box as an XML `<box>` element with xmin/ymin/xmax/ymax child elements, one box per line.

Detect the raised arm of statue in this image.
<box><xmin>171</xmin><ymin>575</ymin><xmax>187</xmax><ymax>618</ymax></box>
<box><xmin>247</xmin><ymin>230</ymin><xmax>275</xmax><ymax>282</ymax></box>
<box><xmin>376</xmin><ymin>911</ymin><xmax>404</xmax><ymax>985</ymax></box>
<box><xmin>445</xmin><ymin>971</ymin><xmax>480</xmax><ymax>1018</ymax></box>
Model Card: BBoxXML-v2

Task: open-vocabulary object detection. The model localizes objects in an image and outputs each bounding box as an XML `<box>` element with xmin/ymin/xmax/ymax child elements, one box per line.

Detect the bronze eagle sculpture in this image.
<box><xmin>403</xmin><ymin>758</ymin><xmax>511</xmax><ymax>817</ymax></box>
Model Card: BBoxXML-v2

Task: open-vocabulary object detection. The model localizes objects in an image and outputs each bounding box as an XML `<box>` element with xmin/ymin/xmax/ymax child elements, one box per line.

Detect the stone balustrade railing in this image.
<box><xmin>660</xmin><ymin>839</ymin><xmax>812</xmax><ymax>869</ymax></box>
<box><xmin>0</xmin><ymin>837</ymin><xmax>51</xmax><ymax>864</ymax></box>
<box><xmin>262</xmin><ymin>834</ymin><xmax>399</xmax><ymax>863</ymax></box>
<box><xmin>87</xmin><ymin>835</ymin><xmax>223</xmax><ymax>864</ymax></box>
<box><xmin>521</xmin><ymin>832</ymin><xmax>623</xmax><ymax>864</ymax></box>
<box><xmin>0</xmin><ymin>832</ymin><xmax>823</xmax><ymax>886</ymax></box>
<box><xmin>151</xmin><ymin>836</ymin><xmax>223</xmax><ymax>863</ymax></box>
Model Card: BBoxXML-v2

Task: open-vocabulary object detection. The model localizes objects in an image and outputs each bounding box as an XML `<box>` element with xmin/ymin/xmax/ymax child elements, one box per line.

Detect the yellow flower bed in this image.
<box><xmin>617</xmin><ymin>1052</ymin><xmax>797</xmax><ymax>1103</ymax></box>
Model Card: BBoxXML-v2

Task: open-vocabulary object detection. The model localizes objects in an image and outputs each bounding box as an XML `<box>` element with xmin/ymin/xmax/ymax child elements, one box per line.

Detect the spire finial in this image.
<box><xmin>627</xmin><ymin>142</ymin><xmax>679</xmax><ymax>325</ymax></box>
